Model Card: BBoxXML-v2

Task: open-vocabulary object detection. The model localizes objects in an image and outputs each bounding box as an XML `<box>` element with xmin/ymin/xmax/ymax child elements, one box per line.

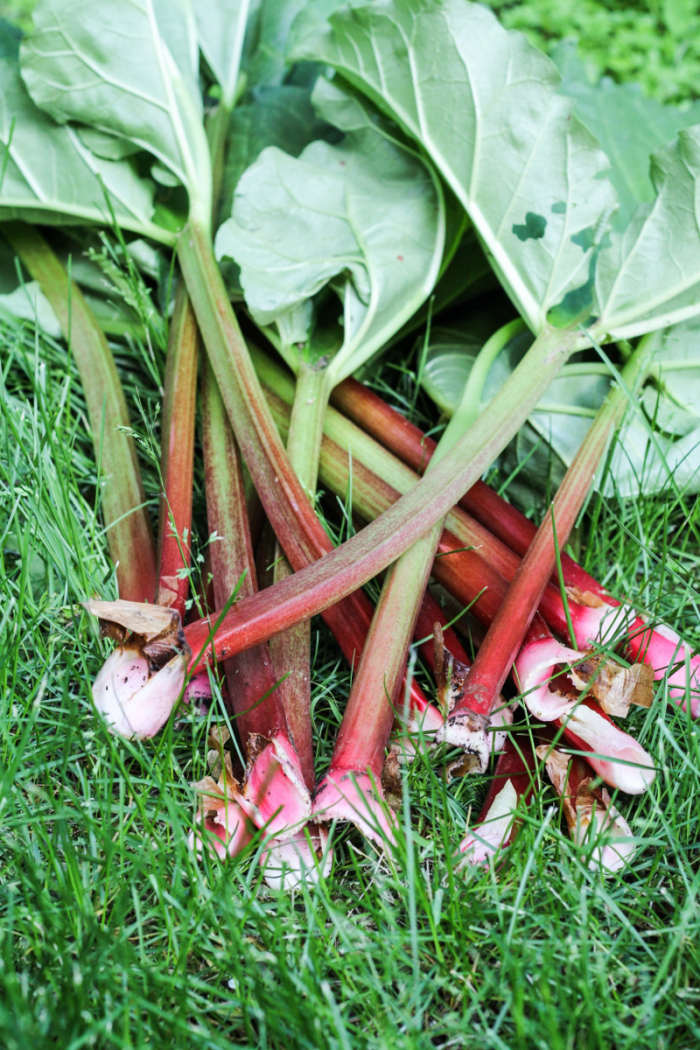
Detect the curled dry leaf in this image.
<box><xmin>569</xmin><ymin>653</ymin><xmax>654</xmax><ymax>717</ymax></box>
<box><xmin>565</xmin><ymin>586</ymin><xmax>606</xmax><ymax>609</ymax></box>
<box><xmin>381</xmin><ymin>749</ymin><xmax>403</xmax><ymax>812</ymax></box>
<box><xmin>433</xmin><ymin>622</ymin><xmax>470</xmax><ymax>717</ymax></box>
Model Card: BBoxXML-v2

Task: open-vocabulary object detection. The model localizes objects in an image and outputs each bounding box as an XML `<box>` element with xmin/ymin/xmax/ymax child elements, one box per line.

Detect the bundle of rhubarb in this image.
<box><xmin>2</xmin><ymin>0</ymin><xmax>699</xmax><ymax>891</ymax></box>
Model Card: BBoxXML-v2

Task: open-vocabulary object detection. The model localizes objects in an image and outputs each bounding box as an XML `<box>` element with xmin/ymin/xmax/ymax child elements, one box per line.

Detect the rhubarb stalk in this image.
<box><xmin>157</xmin><ymin>280</ymin><xmax>198</xmax><ymax>617</ymax></box>
<box><xmin>311</xmin><ymin>321</ymin><xmax>525</xmax><ymax>842</ymax></box>
<box><xmin>257</xmin><ymin>380</ymin><xmax>655</xmax><ymax>792</ymax></box>
<box><xmin>268</xmin><ymin>362</ymin><xmax>333</xmax><ymax>791</ymax></box>
<box><xmin>200</xmin><ymin>361</ymin><xmax>313</xmax><ymax>869</ymax></box>
<box><xmin>3</xmin><ymin>221</ymin><xmax>157</xmax><ymax>603</ymax></box>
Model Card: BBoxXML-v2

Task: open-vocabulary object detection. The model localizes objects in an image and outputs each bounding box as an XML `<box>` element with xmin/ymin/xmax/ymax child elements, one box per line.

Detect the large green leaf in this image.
<box><xmin>20</xmin><ymin>0</ymin><xmax>211</xmax><ymax>222</ymax></box>
<box><xmin>606</xmin><ymin>419</ymin><xmax>700</xmax><ymax>498</ymax></box>
<box><xmin>593</xmin><ymin>128</ymin><xmax>700</xmax><ymax>338</ymax></box>
<box><xmin>195</xmin><ymin>0</ymin><xmax>251</xmax><ymax>107</ymax></box>
<box><xmin>290</xmin><ymin>0</ymin><xmax>616</xmax><ymax>334</ymax></box>
<box><xmin>0</xmin><ymin>58</ymin><xmax>169</xmax><ymax>241</ymax></box>
<box><xmin>219</xmin><ymin>85</ymin><xmax>332</xmax><ymax>222</ymax></box>
<box><xmin>0</xmin><ymin>279</ymin><xmax>61</xmax><ymax>337</ymax></box>
<box><xmin>657</xmin><ymin>314</ymin><xmax>700</xmax><ymax>422</ymax></box>
<box><xmin>215</xmin><ymin>78</ymin><xmax>444</xmax><ymax>381</ymax></box>
<box><xmin>245</xmin><ymin>0</ymin><xmax>311</xmax><ymax>89</ymax></box>
<box><xmin>553</xmin><ymin>42</ymin><xmax>700</xmax><ymax>230</ymax></box>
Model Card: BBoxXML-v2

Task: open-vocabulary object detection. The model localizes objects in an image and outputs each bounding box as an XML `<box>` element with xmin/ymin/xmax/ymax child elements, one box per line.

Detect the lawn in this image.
<box><xmin>1</xmin><ymin>2</ymin><xmax>699</xmax><ymax>1048</ymax></box>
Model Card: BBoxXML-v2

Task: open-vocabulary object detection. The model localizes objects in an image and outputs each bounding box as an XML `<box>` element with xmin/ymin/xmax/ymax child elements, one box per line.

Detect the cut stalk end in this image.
<box><xmin>312</xmin><ymin>771</ymin><xmax>398</xmax><ymax>849</ymax></box>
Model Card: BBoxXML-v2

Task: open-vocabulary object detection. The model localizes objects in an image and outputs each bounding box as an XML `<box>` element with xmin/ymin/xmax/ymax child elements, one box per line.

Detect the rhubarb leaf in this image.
<box><xmin>289</xmin><ymin>0</ymin><xmax>617</xmax><ymax>334</ymax></box>
<box><xmin>219</xmin><ymin>85</ymin><xmax>332</xmax><ymax>222</ymax></box>
<box><xmin>553</xmin><ymin>42</ymin><xmax>700</xmax><ymax>229</ymax></box>
<box><xmin>215</xmin><ymin>78</ymin><xmax>444</xmax><ymax>381</ymax></box>
<box><xmin>593</xmin><ymin>128</ymin><xmax>700</xmax><ymax>338</ymax></box>
<box><xmin>0</xmin><ymin>279</ymin><xmax>62</xmax><ymax>337</ymax></box>
<box><xmin>196</xmin><ymin>0</ymin><xmax>251</xmax><ymax>107</ymax></box>
<box><xmin>0</xmin><ymin>58</ymin><xmax>169</xmax><ymax>241</ymax></box>
<box><xmin>20</xmin><ymin>0</ymin><xmax>211</xmax><ymax>222</ymax></box>
<box><xmin>656</xmin><ymin>315</ymin><xmax>700</xmax><ymax>421</ymax></box>
<box><xmin>606</xmin><ymin>420</ymin><xmax>700</xmax><ymax>498</ymax></box>
<box><xmin>245</xmin><ymin>0</ymin><xmax>312</xmax><ymax>89</ymax></box>
<box><xmin>421</xmin><ymin>314</ymin><xmax>700</xmax><ymax>499</ymax></box>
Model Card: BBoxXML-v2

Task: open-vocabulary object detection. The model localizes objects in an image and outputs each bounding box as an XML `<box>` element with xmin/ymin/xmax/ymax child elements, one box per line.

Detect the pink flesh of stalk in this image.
<box><xmin>460</xmin><ymin>735</ymin><xmax>538</xmax><ymax>863</ymax></box>
<box><xmin>554</xmin><ymin>698</ymin><xmax>655</xmax><ymax>795</ymax></box>
<box><xmin>91</xmin><ymin>644</ymin><xmax>187</xmax><ymax>739</ymax></box>
<box><xmin>189</xmin><ymin>787</ymin><xmax>254</xmax><ymax>861</ymax></box>
<box><xmin>333</xmin><ymin>375</ymin><xmax>700</xmax><ymax>712</ymax></box>
<box><xmin>201</xmin><ymin>364</ymin><xmax>310</xmax><ymax>841</ymax></box>
<box><xmin>259</xmin><ymin>824</ymin><xmax>333</xmax><ymax>891</ymax></box>
<box><xmin>5</xmin><ymin>222</ymin><xmax>156</xmax><ymax>602</ymax></box>
<box><xmin>157</xmin><ymin>282</ymin><xmax>198</xmax><ymax>618</ymax></box>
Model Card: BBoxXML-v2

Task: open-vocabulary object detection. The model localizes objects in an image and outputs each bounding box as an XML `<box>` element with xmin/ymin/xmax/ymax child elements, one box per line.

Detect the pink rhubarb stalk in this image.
<box><xmin>201</xmin><ymin>363</ymin><xmax>313</xmax><ymax>870</ymax></box>
<box><xmin>447</xmin><ymin>338</ymin><xmax>651</xmax><ymax>723</ymax></box>
<box><xmin>310</xmin><ymin>322</ymin><xmax>527</xmax><ymax>843</ymax></box>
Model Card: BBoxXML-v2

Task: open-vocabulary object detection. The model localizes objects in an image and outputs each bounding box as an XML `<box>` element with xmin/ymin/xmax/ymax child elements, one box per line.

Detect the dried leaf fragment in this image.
<box><xmin>570</xmin><ymin>652</ymin><xmax>654</xmax><ymax>716</ymax></box>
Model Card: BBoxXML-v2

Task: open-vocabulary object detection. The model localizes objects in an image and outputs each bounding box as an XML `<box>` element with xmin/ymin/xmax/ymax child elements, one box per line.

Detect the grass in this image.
<box><xmin>1</xmin><ymin>276</ymin><xmax>700</xmax><ymax>1049</ymax></box>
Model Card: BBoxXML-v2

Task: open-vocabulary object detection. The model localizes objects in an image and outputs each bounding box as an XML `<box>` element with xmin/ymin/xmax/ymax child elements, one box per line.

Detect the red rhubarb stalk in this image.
<box><xmin>4</xmin><ymin>222</ymin><xmax>157</xmax><ymax>603</ymax></box>
<box><xmin>200</xmin><ymin>362</ymin><xmax>312</xmax><ymax>857</ymax></box>
<box><xmin>157</xmin><ymin>281</ymin><xmax>198</xmax><ymax>617</ymax></box>
<box><xmin>267</xmin><ymin>362</ymin><xmax>333</xmax><ymax>791</ymax></box>
<box><xmin>460</xmin><ymin>735</ymin><xmax>538</xmax><ymax>864</ymax></box>
<box><xmin>258</xmin><ymin>382</ymin><xmax>655</xmax><ymax>792</ymax></box>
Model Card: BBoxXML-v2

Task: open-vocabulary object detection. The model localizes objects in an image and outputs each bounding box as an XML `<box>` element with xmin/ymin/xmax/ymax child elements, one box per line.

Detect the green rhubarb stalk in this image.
<box><xmin>451</xmin><ymin>334</ymin><xmax>655</xmax><ymax>721</ymax></box>
<box><xmin>157</xmin><ymin>280</ymin><xmax>198</xmax><ymax>617</ymax></box>
<box><xmin>440</xmin><ymin>318</ymin><xmax>527</xmax><ymax>444</ymax></box>
<box><xmin>270</xmin><ymin>362</ymin><xmax>334</xmax><ymax>790</ymax></box>
<box><xmin>3</xmin><ymin>221</ymin><xmax>157</xmax><ymax>603</ymax></box>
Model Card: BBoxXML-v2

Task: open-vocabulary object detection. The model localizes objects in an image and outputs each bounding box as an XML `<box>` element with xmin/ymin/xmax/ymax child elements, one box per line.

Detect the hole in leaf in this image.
<box><xmin>512</xmin><ymin>212</ymin><xmax>547</xmax><ymax>241</ymax></box>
